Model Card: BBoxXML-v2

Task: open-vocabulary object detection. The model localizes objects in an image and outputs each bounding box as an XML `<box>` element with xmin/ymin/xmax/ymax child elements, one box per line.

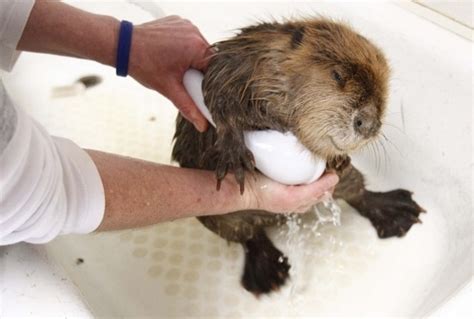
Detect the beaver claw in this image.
<box><xmin>357</xmin><ymin>189</ymin><xmax>426</xmax><ymax>238</ymax></box>
<box><xmin>203</xmin><ymin>132</ymin><xmax>255</xmax><ymax>194</ymax></box>
<box><xmin>327</xmin><ymin>155</ymin><xmax>351</xmax><ymax>174</ymax></box>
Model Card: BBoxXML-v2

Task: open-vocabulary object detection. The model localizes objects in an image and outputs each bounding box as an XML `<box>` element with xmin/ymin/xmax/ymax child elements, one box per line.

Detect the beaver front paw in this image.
<box><xmin>357</xmin><ymin>189</ymin><xmax>426</xmax><ymax>238</ymax></box>
<box><xmin>202</xmin><ymin>132</ymin><xmax>255</xmax><ymax>194</ymax></box>
<box><xmin>241</xmin><ymin>231</ymin><xmax>290</xmax><ymax>296</ymax></box>
<box><xmin>327</xmin><ymin>155</ymin><xmax>351</xmax><ymax>174</ymax></box>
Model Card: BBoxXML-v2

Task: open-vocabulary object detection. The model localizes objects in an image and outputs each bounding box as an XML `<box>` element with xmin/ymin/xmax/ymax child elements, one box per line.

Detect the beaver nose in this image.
<box><xmin>354</xmin><ymin>115</ymin><xmax>380</xmax><ymax>138</ymax></box>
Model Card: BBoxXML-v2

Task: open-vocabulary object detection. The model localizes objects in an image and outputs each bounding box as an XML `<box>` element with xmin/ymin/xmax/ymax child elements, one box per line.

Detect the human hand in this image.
<box><xmin>242</xmin><ymin>172</ymin><xmax>339</xmax><ymax>213</ymax></box>
<box><xmin>17</xmin><ymin>3</ymin><xmax>211</xmax><ymax>132</ymax></box>
<box><xmin>129</xmin><ymin>15</ymin><xmax>213</xmax><ymax>132</ymax></box>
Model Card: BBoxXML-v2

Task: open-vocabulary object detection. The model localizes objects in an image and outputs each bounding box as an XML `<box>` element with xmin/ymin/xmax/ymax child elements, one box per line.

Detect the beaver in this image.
<box><xmin>172</xmin><ymin>18</ymin><xmax>425</xmax><ymax>295</ymax></box>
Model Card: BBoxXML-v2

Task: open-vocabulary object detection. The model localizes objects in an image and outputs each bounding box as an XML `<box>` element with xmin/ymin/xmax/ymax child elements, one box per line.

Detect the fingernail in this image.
<box><xmin>187</xmin><ymin>115</ymin><xmax>199</xmax><ymax>131</ymax></box>
<box><xmin>193</xmin><ymin>123</ymin><xmax>204</xmax><ymax>132</ymax></box>
<box><xmin>200</xmin><ymin>121</ymin><xmax>209</xmax><ymax>132</ymax></box>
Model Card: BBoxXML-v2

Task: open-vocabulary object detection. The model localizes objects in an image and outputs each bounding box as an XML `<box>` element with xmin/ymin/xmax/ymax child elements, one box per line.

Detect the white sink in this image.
<box><xmin>1</xmin><ymin>1</ymin><xmax>472</xmax><ymax>317</ymax></box>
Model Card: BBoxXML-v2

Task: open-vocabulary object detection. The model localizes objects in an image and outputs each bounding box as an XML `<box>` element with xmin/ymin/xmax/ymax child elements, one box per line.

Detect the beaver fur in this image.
<box><xmin>172</xmin><ymin>18</ymin><xmax>425</xmax><ymax>296</ymax></box>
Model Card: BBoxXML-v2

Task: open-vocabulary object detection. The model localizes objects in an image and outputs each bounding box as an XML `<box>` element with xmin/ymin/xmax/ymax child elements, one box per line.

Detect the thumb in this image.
<box><xmin>291</xmin><ymin>173</ymin><xmax>339</xmax><ymax>202</ymax></box>
<box><xmin>169</xmin><ymin>83</ymin><xmax>209</xmax><ymax>132</ymax></box>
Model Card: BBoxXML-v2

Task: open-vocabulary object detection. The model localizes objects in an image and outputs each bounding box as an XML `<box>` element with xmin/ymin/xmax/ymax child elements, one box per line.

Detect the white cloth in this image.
<box><xmin>0</xmin><ymin>0</ymin><xmax>35</xmax><ymax>71</ymax></box>
<box><xmin>0</xmin><ymin>1</ymin><xmax>105</xmax><ymax>245</ymax></box>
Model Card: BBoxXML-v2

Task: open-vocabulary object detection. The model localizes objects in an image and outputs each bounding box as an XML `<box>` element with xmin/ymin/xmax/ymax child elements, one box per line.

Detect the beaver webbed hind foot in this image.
<box><xmin>353</xmin><ymin>189</ymin><xmax>426</xmax><ymax>238</ymax></box>
<box><xmin>241</xmin><ymin>231</ymin><xmax>290</xmax><ymax>296</ymax></box>
<box><xmin>203</xmin><ymin>131</ymin><xmax>255</xmax><ymax>194</ymax></box>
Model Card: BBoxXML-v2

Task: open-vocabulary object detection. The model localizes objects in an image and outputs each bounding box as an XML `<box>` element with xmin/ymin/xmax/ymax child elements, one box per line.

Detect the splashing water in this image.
<box><xmin>279</xmin><ymin>192</ymin><xmax>343</xmax><ymax>305</ymax></box>
<box><xmin>313</xmin><ymin>193</ymin><xmax>342</xmax><ymax>228</ymax></box>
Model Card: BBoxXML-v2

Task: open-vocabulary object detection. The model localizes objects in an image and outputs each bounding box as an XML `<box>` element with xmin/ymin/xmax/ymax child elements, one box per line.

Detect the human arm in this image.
<box><xmin>0</xmin><ymin>0</ymin><xmax>339</xmax><ymax>245</ymax></box>
<box><xmin>17</xmin><ymin>0</ymin><xmax>210</xmax><ymax>131</ymax></box>
<box><xmin>88</xmin><ymin>150</ymin><xmax>339</xmax><ymax>231</ymax></box>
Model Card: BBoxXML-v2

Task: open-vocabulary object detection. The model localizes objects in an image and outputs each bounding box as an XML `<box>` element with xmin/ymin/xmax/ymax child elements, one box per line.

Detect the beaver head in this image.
<box><xmin>281</xmin><ymin>19</ymin><xmax>390</xmax><ymax>158</ymax></box>
<box><xmin>202</xmin><ymin>18</ymin><xmax>390</xmax><ymax>161</ymax></box>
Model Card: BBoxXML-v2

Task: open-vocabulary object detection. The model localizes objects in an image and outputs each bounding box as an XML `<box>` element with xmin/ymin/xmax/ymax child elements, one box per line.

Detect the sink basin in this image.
<box><xmin>1</xmin><ymin>1</ymin><xmax>471</xmax><ymax>317</ymax></box>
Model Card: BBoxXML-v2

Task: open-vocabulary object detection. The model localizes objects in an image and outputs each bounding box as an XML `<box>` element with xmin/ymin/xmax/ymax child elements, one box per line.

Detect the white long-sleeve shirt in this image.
<box><xmin>0</xmin><ymin>0</ymin><xmax>105</xmax><ymax>245</ymax></box>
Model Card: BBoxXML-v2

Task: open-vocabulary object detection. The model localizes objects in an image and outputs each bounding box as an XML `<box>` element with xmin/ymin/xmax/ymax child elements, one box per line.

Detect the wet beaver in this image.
<box><xmin>172</xmin><ymin>18</ymin><xmax>425</xmax><ymax>295</ymax></box>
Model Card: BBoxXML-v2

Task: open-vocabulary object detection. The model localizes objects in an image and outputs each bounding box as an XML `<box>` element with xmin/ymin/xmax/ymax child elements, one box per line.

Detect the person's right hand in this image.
<box><xmin>129</xmin><ymin>15</ymin><xmax>213</xmax><ymax>132</ymax></box>
<box><xmin>242</xmin><ymin>172</ymin><xmax>339</xmax><ymax>213</ymax></box>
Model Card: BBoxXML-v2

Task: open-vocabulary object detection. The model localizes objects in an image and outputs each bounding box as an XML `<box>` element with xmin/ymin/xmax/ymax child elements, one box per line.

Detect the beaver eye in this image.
<box><xmin>332</xmin><ymin>70</ymin><xmax>345</xmax><ymax>87</ymax></box>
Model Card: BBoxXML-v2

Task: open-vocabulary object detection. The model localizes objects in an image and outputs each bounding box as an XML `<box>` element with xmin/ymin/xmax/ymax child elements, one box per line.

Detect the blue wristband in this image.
<box><xmin>116</xmin><ymin>20</ymin><xmax>133</xmax><ymax>77</ymax></box>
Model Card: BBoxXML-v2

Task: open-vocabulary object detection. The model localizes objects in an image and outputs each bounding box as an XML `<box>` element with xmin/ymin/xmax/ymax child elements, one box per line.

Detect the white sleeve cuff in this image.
<box><xmin>0</xmin><ymin>0</ymin><xmax>35</xmax><ymax>71</ymax></box>
<box><xmin>0</xmin><ymin>102</ymin><xmax>105</xmax><ymax>245</ymax></box>
<box><xmin>53</xmin><ymin>137</ymin><xmax>105</xmax><ymax>235</ymax></box>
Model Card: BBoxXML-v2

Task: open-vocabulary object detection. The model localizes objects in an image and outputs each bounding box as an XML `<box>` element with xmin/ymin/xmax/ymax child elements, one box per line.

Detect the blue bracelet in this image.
<box><xmin>116</xmin><ymin>20</ymin><xmax>133</xmax><ymax>77</ymax></box>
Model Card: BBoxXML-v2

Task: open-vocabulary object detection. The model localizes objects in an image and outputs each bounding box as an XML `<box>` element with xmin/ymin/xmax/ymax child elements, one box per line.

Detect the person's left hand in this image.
<box><xmin>241</xmin><ymin>171</ymin><xmax>339</xmax><ymax>214</ymax></box>
<box><xmin>129</xmin><ymin>16</ymin><xmax>213</xmax><ymax>132</ymax></box>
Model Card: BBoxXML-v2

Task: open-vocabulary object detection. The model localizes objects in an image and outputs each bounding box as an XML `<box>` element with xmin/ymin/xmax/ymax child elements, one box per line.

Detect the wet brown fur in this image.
<box><xmin>172</xmin><ymin>18</ymin><xmax>424</xmax><ymax>295</ymax></box>
<box><xmin>201</xmin><ymin>18</ymin><xmax>390</xmax><ymax>163</ymax></box>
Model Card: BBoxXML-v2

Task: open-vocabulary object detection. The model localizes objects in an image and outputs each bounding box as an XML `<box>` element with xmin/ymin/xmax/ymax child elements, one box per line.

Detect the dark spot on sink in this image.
<box><xmin>77</xmin><ymin>75</ymin><xmax>102</xmax><ymax>88</ymax></box>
